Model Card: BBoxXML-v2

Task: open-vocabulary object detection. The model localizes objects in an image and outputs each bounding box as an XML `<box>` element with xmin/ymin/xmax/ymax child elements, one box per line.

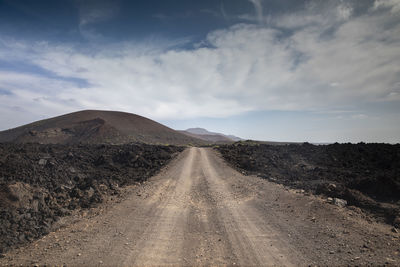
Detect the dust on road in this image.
<box><xmin>1</xmin><ymin>148</ymin><xmax>399</xmax><ymax>266</ymax></box>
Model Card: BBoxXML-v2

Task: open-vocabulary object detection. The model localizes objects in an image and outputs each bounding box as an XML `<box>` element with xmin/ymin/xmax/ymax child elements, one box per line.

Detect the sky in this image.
<box><xmin>0</xmin><ymin>0</ymin><xmax>399</xmax><ymax>143</ymax></box>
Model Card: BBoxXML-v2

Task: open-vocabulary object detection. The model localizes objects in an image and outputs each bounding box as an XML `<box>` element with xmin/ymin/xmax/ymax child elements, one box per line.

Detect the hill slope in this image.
<box><xmin>0</xmin><ymin>110</ymin><xmax>206</xmax><ymax>145</ymax></box>
<box><xmin>180</xmin><ymin>127</ymin><xmax>242</xmax><ymax>143</ymax></box>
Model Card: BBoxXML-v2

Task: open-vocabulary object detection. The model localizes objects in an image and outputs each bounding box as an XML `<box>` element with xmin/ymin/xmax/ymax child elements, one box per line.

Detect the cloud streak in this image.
<box><xmin>248</xmin><ymin>0</ymin><xmax>264</xmax><ymax>24</ymax></box>
<box><xmin>77</xmin><ymin>0</ymin><xmax>119</xmax><ymax>26</ymax></box>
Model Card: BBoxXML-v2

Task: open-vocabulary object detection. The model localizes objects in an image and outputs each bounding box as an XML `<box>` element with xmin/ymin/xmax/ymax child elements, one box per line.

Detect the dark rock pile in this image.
<box><xmin>0</xmin><ymin>143</ymin><xmax>184</xmax><ymax>253</ymax></box>
<box><xmin>216</xmin><ymin>142</ymin><xmax>400</xmax><ymax>225</ymax></box>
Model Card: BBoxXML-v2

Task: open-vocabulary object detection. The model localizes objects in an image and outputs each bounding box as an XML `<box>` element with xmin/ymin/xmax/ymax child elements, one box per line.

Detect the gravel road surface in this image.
<box><xmin>1</xmin><ymin>148</ymin><xmax>399</xmax><ymax>266</ymax></box>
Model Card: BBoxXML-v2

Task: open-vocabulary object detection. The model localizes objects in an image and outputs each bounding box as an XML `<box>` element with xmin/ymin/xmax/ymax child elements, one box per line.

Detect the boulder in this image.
<box><xmin>4</xmin><ymin>182</ymin><xmax>34</xmax><ymax>209</ymax></box>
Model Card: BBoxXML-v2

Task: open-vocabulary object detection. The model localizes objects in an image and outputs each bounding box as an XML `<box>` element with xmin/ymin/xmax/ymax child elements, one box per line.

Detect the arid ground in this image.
<box><xmin>1</xmin><ymin>147</ymin><xmax>399</xmax><ymax>266</ymax></box>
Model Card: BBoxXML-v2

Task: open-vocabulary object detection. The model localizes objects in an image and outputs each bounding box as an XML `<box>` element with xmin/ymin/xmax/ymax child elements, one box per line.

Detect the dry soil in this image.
<box><xmin>1</xmin><ymin>148</ymin><xmax>399</xmax><ymax>266</ymax></box>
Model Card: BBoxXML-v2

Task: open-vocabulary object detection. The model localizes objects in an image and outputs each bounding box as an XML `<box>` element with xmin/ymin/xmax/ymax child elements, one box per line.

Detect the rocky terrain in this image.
<box><xmin>2</xmin><ymin>148</ymin><xmax>399</xmax><ymax>266</ymax></box>
<box><xmin>216</xmin><ymin>142</ymin><xmax>400</xmax><ymax>226</ymax></box>
<box><xmin>0</xmin><ymin>143</ymin><xmax>183</xmax><ymax>253</ymax></box>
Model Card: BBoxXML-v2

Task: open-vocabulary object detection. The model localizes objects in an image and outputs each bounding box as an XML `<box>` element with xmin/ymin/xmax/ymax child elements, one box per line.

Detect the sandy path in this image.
<box><xmin>1</xmin><ymin>147</ymin><xmax>398</xmax><ymax>266</ymax></box>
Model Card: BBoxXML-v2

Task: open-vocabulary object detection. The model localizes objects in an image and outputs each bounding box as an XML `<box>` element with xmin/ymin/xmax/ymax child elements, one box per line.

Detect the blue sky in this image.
<box><xmin>0</xmin><ymin>0</ymin><xmax>399</xmax><ymax>143</ymax></box>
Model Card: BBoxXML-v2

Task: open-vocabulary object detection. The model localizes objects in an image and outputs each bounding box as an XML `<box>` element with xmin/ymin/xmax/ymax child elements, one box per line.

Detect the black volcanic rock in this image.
<box><xmin>216</xmin><ymin>142</ymin><xmax>400</xmax><ymax>225</ymax></box>
<box><xmin>0</xmin><ymin>142</ymin><xmax>184</xmax><ymax>252</ymax></box>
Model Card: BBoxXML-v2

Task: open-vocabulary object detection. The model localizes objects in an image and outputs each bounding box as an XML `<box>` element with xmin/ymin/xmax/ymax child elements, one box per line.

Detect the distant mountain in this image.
<box><xmin>0</xmin><ymin>110</ymin><xmax>207</xmax><ymax>145</ymax></box>
<box><xmin>185</xmin><ymin>128</ymin><xmax>213</xmax><ymax>135</ymax></box>
<box><xmin>180</xmin><ymin>127</ymin><xmax>242</xmax><ymax>143</ymax></box>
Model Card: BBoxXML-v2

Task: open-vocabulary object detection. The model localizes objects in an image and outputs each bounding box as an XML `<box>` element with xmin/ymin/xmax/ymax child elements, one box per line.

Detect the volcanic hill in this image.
<box><xmin>0</xmin><ymin>110</ymin><xmax>206</xmax><ymax>145</ymax></box>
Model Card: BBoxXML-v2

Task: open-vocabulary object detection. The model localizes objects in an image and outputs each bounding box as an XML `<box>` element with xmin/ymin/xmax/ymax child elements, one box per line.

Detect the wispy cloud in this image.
<box><xmin>248</xmin><ymin>0</ymin><xmax>263</xmax><ymax>24</ymax></box>
<box><xmin>274</xmin><ymin>1</ymin><xmax>355</xmax><ymax>29</ymax></box>
<box><xmin>77</xmin><ymin>0</ymin><xmax>119</xmax><ymax>26</ymax></box>
<box><xmin>221</xmin><ymin>1</ymin><xmax>229</xmax><ymax>21</ymax></box>
<box><xmin>75</xmin><ymin>0</ymin><xmax>120</xmax><ymax>41</ymax></box>
<box><xmin>351</xmin><ymin>114</ymin><xmax>368</xmax><ymax>120</ymax></box>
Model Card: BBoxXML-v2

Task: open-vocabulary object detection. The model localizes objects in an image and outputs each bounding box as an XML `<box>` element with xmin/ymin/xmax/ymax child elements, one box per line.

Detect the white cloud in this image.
<box><xmin>0</xmin><ymin>0</ymin><xmax>399</xmax><ymax>130</ymax></box>
<box><xmin>274</xmin><ymin>1</ymin><xmax>354</xmax><ymax>29</ymax></box>
<box><xmin>373</xmin><ymin>0</ymin><xmax>400</xmax><ymax>14</ymax></box>
<box><xmin>0</xmin><ymin>70</ymin><xmax>83</xmax><ymax>128</ymax></box>
<box><xmin>336</xmin><ymin>3</ymin><xmax>353</xmax><ymax>20</ymax></box>
<box><xmin>351</xmin><ymin>114</ymin><xmax>368</xmax><ymax>120</ymax></box>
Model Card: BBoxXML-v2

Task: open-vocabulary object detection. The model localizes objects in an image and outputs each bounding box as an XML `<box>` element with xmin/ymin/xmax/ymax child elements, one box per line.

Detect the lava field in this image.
<box><xmin>216</xmin><ymin>142</ymin><xmax>400</xmax><ymax>226</ymax></box>
<box><xmin>0</xmin><ymin>143</ymin><xmax>183</xmax><ymax>253</ymax></box>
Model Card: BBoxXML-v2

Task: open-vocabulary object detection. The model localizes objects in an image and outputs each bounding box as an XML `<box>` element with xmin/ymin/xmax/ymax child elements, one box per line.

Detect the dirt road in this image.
<box><xmin>1</xmin><ymin>148</ymin><xmax>399</xmax><ymax>266</ymax></box>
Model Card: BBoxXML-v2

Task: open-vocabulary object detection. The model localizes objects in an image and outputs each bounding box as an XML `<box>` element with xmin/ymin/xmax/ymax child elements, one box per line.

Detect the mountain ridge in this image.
<box><xmin>181</xmin><ymin>127</ymin><xmax>242</xmax><ymax>143</ymax></box>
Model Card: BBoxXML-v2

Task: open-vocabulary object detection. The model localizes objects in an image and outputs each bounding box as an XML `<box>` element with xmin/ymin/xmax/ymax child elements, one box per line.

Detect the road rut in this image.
<box><xmin>1</xmin><ymin>147</ymin><xmax>399</xmax><ymax>266</ymax></box>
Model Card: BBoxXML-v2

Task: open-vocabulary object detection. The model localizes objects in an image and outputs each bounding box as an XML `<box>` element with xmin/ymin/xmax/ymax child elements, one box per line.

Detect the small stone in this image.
<box><xmin>86</xmin><ymin>187</ymin><xmax>95</xmax><ymax>198</ymax></box>
<box><xmin>333</xmin><ymin>198</ymin><xmax>347</xmax><ymax>208</ymax></box>
<box><xmin>77</xmin><ymin>253</ymin><xmax>81</xmax><ymax>256</ymax></box>
<box><xmin>329</xmin><ymin>251</ymin><xmax>335</xmax><ymax>254</ymax></box>
<box><xmin>18</xmin><ymin>234</ymin><xmax>26</xmax><ymax>242</ymax></box>
<box><xmin>311</xmin><ymin>217</ymin><xmax>316</xmax><ymax>222</ymax></box>
<box><xmin>99</xmin><ymin>184</ymin><xmax>108</xmax><ymax>192</ymax></box>
<box><xmin>328</xmin><ymin>183</ymin><xmax>337</xmax><ymax>190</ymax></box>
<box><xmin>393</xmin><ymin>217</ymin><xmax>400</xmax><ymax>228</ymax></box>
<box><xmin>38</xmin><ymin>159</ymin><xmax>47</xmax><ymax>165</ymax></box>
<box><xmin>99</xmin><ymin>260</ymin><xmax>103</xmax><ymax>264</ymax></box>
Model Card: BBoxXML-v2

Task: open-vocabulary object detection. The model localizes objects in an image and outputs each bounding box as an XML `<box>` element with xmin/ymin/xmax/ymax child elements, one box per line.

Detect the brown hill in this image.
<box><xmin>0</xmin><ymin>110</ymin><xmax>206</xmax><ymax>145</ymax></box>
